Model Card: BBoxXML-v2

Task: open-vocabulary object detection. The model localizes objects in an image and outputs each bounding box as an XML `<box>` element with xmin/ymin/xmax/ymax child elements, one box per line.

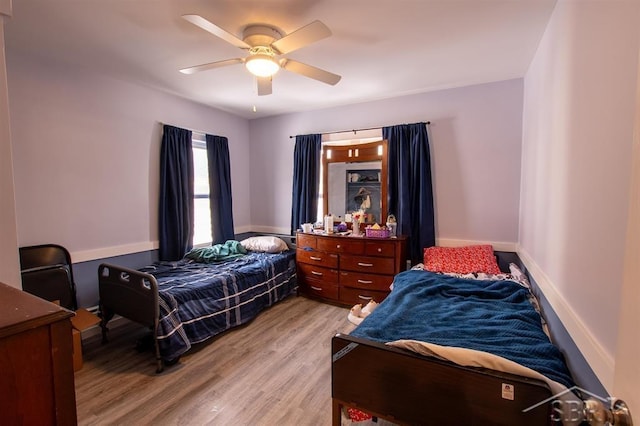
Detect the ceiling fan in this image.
<box><xmin>180</xmin><ymin>15</ymin><xmax>342</xmax><ymax>96</ymax></box>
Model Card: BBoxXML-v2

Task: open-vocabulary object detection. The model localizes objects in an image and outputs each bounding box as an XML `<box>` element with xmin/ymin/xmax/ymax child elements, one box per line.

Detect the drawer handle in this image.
<box><xmin>357</xmin><ymin>279</ymin><xmax>373</xmax><ymax>284</ymax></box>
<box><xmin>336</xmin><ymin>244</ymin><xmax>341</xmax><ymax>249</ymax></box>
<box><xmin>357</xmin><ymin>262</ymin><xmax>374</xmax><ymax>267</ymax></box>
<box><xmin>358</xmin><ymin>295</ymin><xmax>373</xmax><ymax>300</ymax></box>
<box><xmin>377</xmin><ymin>248</ymin><xmax>382</xmax><ymax>252</ymax></box>
<box><xmin>311</xmin><ymin>271</ymin><xmax>323</xmax><ymax>276</ymax></box>
<box><xmin>310</xmin><ymin>286</ymin><xmax>322</xmax><ymax>291</ymax></box>
<box><xmin>310</xmin><ymin>256</ymin><xmax>322</xmax><ymax>261</ymax></box>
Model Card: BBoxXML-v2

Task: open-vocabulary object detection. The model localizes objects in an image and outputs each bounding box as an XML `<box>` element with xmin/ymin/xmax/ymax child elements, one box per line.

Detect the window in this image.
<box><xmin>192</xmin><ymin>135</ymin><xmax>211</xmax><ymax>246</ymax></box>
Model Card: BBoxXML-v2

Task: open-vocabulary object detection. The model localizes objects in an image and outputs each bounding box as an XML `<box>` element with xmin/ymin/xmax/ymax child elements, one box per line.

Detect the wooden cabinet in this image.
<box><xmin>0</xmin><ymin>282</ymin><xmax>77</xmax><ymax>425</ymax></box>
<box><xmin>296</xmin><ymin>232</ymin><xmax>407</xmax><ymax>306</ymax></box>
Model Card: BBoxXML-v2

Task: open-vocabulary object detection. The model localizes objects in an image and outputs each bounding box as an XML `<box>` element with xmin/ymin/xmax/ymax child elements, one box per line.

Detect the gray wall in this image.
<box><xmin>7</xmin><ymin>51</ymin><xmax>252</xmax><ymax>264</ymax></box>
<box><xmin>248</xmin><ymin>79</ymin><xmax>525</xmax><ymax>250</ymax></box>
<box><xmin>520</xmin><ymin>0</ymin><xmax>640</xmax><ymax>392</ymax></box>
<box><xmin>0</xmin><ymin>6</ymin><xmax>21</xmax><ymax>288</ymax></box>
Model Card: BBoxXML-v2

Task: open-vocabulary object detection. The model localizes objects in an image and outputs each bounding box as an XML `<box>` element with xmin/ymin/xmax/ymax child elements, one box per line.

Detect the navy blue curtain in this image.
<box><xmin>159</xmin><ymin>125</ymin><xmax>194</xmax><ymax>261</ymax></box>
<box><xmin>291</xmin><ymin>134</ymin><xmax>322</xmax><ymax>235</ymax></box>
<box><xmin>384</xmin><ymin>122</ymin><xmax>435</xmax><ymax>264</ymax></box>
<box><xmin>206</xmin><ymin>134</ymin><xmax>235</xmax><ymax>244</ymax></box>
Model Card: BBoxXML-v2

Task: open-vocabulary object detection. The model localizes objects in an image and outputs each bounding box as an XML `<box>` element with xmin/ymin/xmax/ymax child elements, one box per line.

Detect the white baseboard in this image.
<box><xmin>234</xmin><ymin>225</ymin><xmax>253</xmax><ymax>234</ymax></box>
<box><xmin>436</xmin><ymin>238</ymin><xmax>517</xmax><ymax>252</ymax></box>
<box><xmin>79</xmin><ymin>314</ymin><xmax>129</xmax><ymax>341</ymax></box>
<box><xmin>72</xmin><ymin>241</ymin><xmax>160</xmax><ymax>263</ymax></box>
<box><xmin>517</xmin><ymin>246</ymin><xmax>614</xmax><ymax>392</ymax></box>
<box><xmin>70</xmin><ymin>224</ymin><xmax>259</xmax><ymax>263</ymax></box>
<box><xmin>70</xmin><ymin>236</ymin><xmax>516</xmax><ymax>263</ymax></box>
<box><xmin>250</xmin><ymin>225</ymin><xmax>291</xmax><ymax>235</ymax></box>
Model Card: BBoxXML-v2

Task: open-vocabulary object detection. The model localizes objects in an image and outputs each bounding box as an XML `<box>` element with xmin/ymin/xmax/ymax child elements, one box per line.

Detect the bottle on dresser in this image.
<box><xmin>324</xmin><ymin>214</ymin><xmax>334</xmax><ymax>234</ymax></box>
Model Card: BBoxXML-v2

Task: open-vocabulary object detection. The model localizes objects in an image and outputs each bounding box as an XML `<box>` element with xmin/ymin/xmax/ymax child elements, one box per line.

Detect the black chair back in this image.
<box><xmin>19</xmin><ymin>244</ymin><xmax>78</xmax><ymax>310</ymax></box>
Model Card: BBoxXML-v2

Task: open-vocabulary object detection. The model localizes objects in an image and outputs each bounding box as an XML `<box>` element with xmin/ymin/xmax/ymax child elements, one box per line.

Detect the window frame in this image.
<box><xmin>192</xmin><ymin>135</ymin><xmax>212</xmax><ymax>247</ymax></box>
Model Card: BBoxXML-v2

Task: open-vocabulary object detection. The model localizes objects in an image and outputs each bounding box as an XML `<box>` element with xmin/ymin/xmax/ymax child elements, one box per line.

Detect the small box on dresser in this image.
<box><xmin>296</xmin><ymin>232</ymin><xmax>407</xmax><ymax>306</ymax></box>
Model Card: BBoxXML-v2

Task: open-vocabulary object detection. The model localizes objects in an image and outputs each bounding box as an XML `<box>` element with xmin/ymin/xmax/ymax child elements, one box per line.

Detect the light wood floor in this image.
<box><xmin>75</xmin><ymin>295</ymin><xmax>356</xmax><ymax>425</ymax></box>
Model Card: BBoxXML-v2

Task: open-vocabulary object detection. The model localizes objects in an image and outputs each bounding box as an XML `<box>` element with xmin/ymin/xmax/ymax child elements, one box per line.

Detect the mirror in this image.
<box><xmin>322</xmin><ymin>140</ymin><xmax>388</xmax><ymax>225</ymax></box>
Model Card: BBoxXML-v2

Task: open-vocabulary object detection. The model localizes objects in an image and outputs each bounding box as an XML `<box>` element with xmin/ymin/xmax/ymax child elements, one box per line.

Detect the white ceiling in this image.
<box><xmin>4</xmin><ymin>0</ymin><xmax>557</xmax><ymax>119</ymax></box>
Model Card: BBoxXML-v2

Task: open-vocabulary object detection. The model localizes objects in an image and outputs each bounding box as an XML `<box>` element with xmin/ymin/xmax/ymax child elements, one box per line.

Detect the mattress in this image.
<box><xmin>139</xmin><ymin>250</ymin><xmax>297</xmax><ymax>360</ymax></box>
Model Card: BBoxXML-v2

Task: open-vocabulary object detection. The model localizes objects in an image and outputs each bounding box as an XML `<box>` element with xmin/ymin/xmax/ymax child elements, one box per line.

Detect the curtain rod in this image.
<box><xmin>160</xmin><ymin>122</ymin><xmax>207</xmax><ymax>137</ymax></box>
<box><xmin>288</xmin><ymin>121</ymin><xmax>431</xmax><ymax>139</ymax></box>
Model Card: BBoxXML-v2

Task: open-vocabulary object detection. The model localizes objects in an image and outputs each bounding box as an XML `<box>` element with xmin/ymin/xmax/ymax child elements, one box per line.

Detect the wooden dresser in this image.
<box><xmin>296</xmin><ymin>232</ymin><xmax>407</xmax><ymax>306</ymax></box>
<box><xmin>0</xmin><ymin>282</ymin><xmax>77</xmax><ymax>425</ymax></box>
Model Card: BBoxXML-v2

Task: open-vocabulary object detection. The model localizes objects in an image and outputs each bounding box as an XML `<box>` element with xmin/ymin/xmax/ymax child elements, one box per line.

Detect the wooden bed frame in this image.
<box><xmin>331</xmin><ymin>334</ymin><xmax>555</xmax><ymax>425</ymax></box>
<box><xmin>329</xmin><ymin>250</ymin><xmax>639</xmax><ymax>425</ymax></box>
<box><xmin>330</xmin><ymin>251</ymin><xmax>564</xmax><ymax>425</ymax></box>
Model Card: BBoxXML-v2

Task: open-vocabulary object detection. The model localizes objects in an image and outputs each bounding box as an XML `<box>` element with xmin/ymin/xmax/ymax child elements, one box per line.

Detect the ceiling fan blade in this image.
<box><xmin>282</xmin><ymin>59</ymin><xmax>341</xmax><ymax>86</ymax></box>
<box><xmin>179</xmin><ymin>58</ymin><xmax>244</xmax><ymax>75</ymax></box>
<box><xmin>272</xmin><ymin>20</ymin><xmax>331</xmax><ymax>54</ymax></box>
<box><xmin>257</xmin><ymin>77</ymin><xmax>272</xmax><ymax>96</ymax></box>
<box><xmin>182</xmin><ymin>15</ymin><xmax>250</xmax><ymax>50</ymax></box>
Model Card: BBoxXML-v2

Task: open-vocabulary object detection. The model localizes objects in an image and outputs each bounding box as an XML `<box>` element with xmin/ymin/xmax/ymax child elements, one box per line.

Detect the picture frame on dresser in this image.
<box><xmin>295</xmin><ymin>231</ymin><xmax>407</xmax><ymax>306</ymax></box>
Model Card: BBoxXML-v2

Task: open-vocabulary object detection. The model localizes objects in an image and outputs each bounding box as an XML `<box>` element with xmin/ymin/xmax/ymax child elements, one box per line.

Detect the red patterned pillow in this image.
<box><xmin>423</xmin><ymin>245</ymin><xmax>501</xmax><ymax>274</ymax></box>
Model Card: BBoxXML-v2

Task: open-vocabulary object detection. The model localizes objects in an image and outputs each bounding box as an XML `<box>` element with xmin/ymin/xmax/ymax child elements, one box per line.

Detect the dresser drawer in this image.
<box><xmin>298</xmin><ymin>263</ymin><xmax>339</xmax><ymax>283</ymax></box>
<box><xmin>296</xmin><ymin>233</ymin><xmax>317</xmax><ymax>249</ymax></box>
<box><xmin>300</xmin><ymin>279</ymin><xmax>339</xmax><ymax>300</ymax></box>
<box><xmin>339</xmin><ymin>286</ymin><xmax>389</xmax><ymax>305</ymax></box>
<box><xmin>317</xmin><ymin>238</ymin><xmax>364</xmax><ymax>255</ymax></box>
<box><xmin>295</xmin><ymin>231</ymin><xmax>405</xmax><ymax>307</ymax></box>
<box><xmin>340</xmin><ymin>255</ymin><xmax>395</xmax><ymax>275</ymax></box>
<box><xmin>339</xmin><ymin>271</ymin><xmax>394</xmax><ymax>291</ymax></box>
<box><xmin>364</xmin><ymin>241</ymin><xmax>396</xmax><ymax>257</ymax></box>
<box><xmin>296</xmin><ymin>248</ymin><xmax>339</xmax><ymax>268</ymax></box>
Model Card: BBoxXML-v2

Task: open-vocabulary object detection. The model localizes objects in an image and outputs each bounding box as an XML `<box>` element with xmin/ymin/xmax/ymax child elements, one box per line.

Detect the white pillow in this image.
<box><xmin>240</xmin><ymin>236</ymin><xmax>289</xmax><ymax>253</ymax></box>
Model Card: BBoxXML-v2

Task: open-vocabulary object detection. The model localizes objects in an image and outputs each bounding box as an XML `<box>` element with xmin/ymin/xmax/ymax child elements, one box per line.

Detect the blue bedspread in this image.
<box><xmin>140</xmin><ymin>250</ymin><xmax>297</xmax><ymax>361</ymax></box>
<box><xmin>351</xmin><ymin>270</ymin><xmax>575</xmax><ymax>389</ymax></box>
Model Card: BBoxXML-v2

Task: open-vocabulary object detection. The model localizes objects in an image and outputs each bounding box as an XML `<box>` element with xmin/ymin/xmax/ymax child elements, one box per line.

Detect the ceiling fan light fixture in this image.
<box><xmin>181</xmin><ymin>16</ymin><xmax>341</xmax><ymax>93</ymax></box>
<box><xmin>245</xmin><ymin>54</ymin><xmax>280</xmax><ymax>77</ymax></box>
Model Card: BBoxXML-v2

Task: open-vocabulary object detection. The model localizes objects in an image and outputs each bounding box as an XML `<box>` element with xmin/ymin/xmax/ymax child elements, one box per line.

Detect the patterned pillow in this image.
<box><xmin>423</xmin><ymin>245</ymin><xmax>501</xmax><ymax>274</ymax></box>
